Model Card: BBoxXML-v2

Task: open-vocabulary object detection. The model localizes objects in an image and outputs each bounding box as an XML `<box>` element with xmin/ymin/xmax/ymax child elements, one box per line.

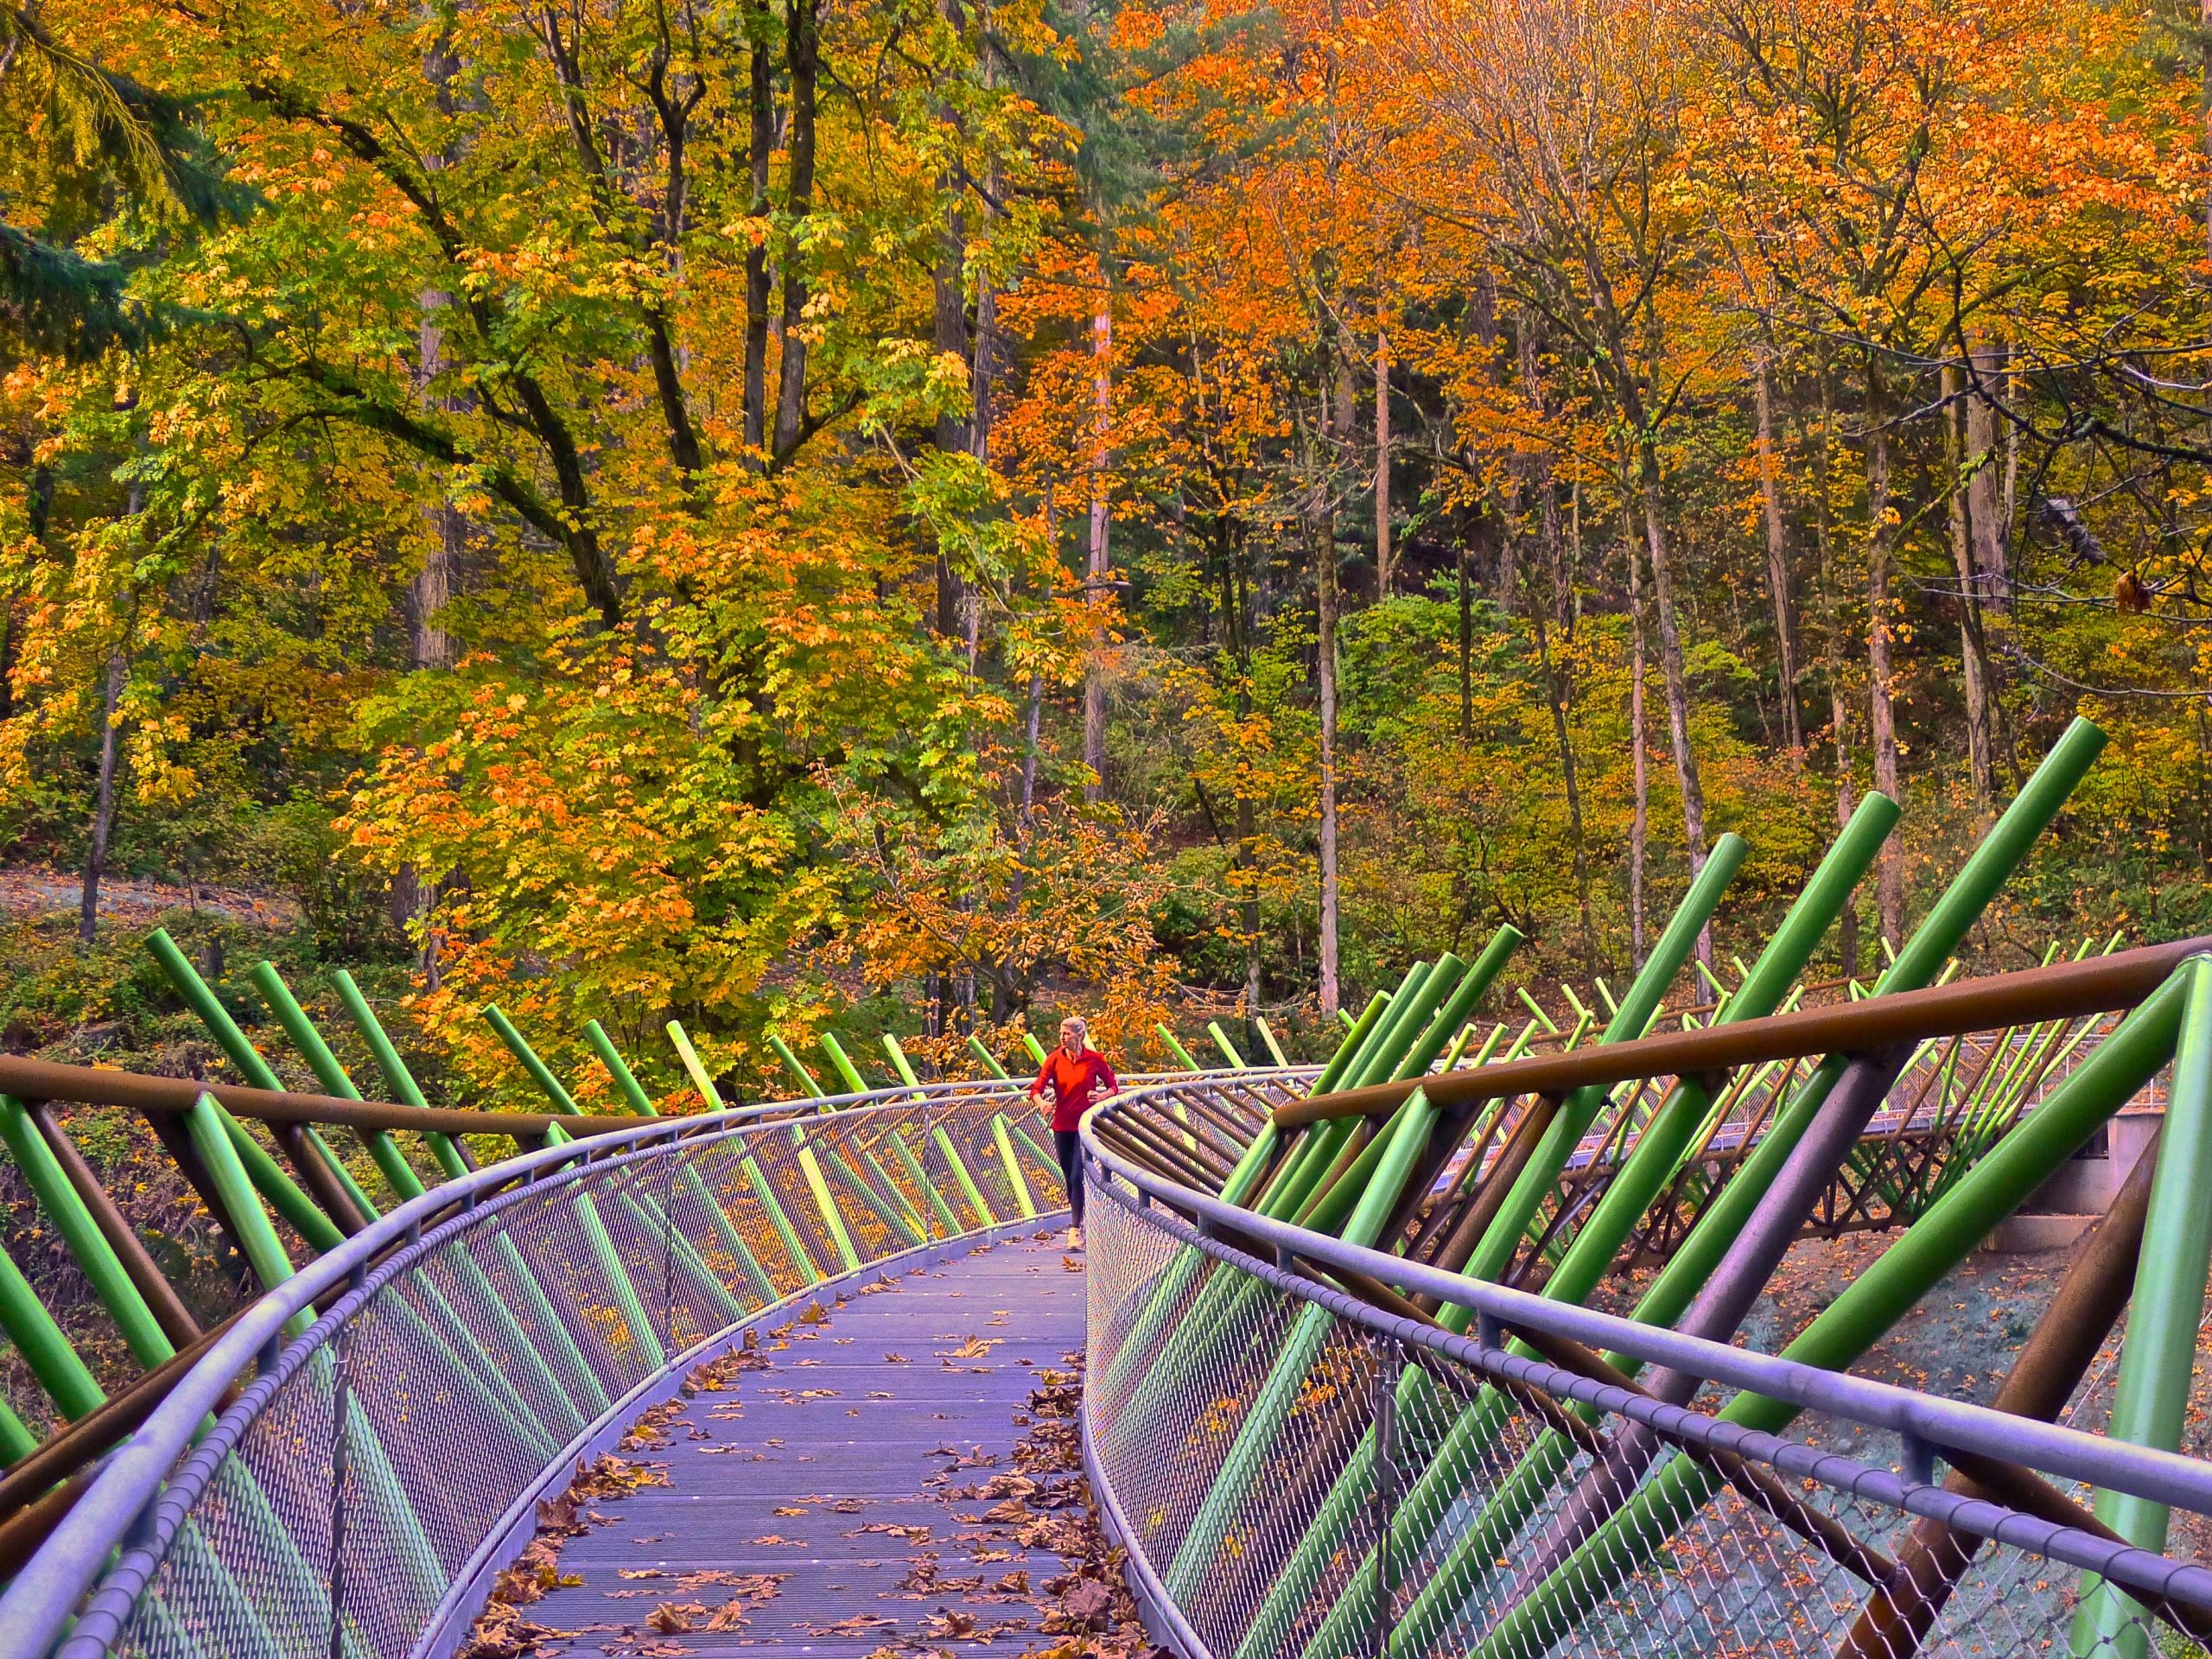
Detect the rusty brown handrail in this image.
<box><xmin>0</xmin><ymin>1054</ymin><xmax>660</xmax><ymax>1141</ymax></box>
<box><xmin>1274</xmin><ymin>936</ymin><xmax>2212</xmax><ymax>1129</ymax></box>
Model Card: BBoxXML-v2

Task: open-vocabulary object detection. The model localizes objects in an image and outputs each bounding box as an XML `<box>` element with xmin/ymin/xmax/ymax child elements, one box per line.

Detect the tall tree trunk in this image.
<box><xmin>1628</xmin><ymin>534</ymin><xmax>1649</xmax><ymax>969</ymax></box>
<box><xmin>741</xmin><ymin>0</ymin><xmax>773</xmax><ymax>458</ymax></box>
<box><xmin>1943</xmin><ymin>359</ymin><xmax>1996</xmax><ymax>823</ymax></box>
<box><xmin>1083</xmin><ymin>307</ymin><xmax>1111</xmax><ymax>800</ymax></box>
<box><xmin>1638</xmin><ymin>454</ymin><xmax>1713</xmax><ymax>964</ymax></box>
<box><xmin>1316</xmin><ymin>446</ymin><xmax>1342</xmax><ymax>1019</ymax></box>
<box><xmin>80</xmin><ymin>648</ymin><xmax>125</xmax><ymax>946</ymax></box>
<box><xmin>1965</xmin><ymin>337</ymin><xmax>2009</xmax><ymax>613</ymax></box>
<box><xmin>770</xmin><ymin>0</ymin><xmax>818</xmax><ymax>465</ymax></box>
<box><xmin>1374</xmin><ymin>330</ymin><xmax>1393</xmax><ymax>597</ymax></box>
<box><xmin>1458</xmin><ymin>526</ymin><xmax>1473</xmax><ymax>741</ymax></box>
<box><xmin>1814</xmin><ymin>369</ymin><xmax>1859</xmax><ymax>979</ymax></box>
<box><xmin>1864</xmin><ymin>372</ymin><xmax>1904</xmax><ymax>950</ymax></box>
<box><xmin>1753</xmin><ymin>349</ymin><xmax>1803</xmax><ymax>759</ymax></box>
<box><xmin>932</xmin><ymin>201</ymin><xmax>968</xmax><ymax>640</ymax></box>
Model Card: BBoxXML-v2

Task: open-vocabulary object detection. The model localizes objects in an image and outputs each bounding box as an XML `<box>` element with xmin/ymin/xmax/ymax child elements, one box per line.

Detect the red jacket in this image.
<box><xmin>1030</xmin><ymin>1046</ymin><xmax>1119</xmax><ymax>1132</ymax></box>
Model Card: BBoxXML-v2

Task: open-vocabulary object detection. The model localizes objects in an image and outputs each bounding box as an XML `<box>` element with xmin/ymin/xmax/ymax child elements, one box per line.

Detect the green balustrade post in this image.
<box><xmin>817</xmin><ymin>1031</ymin><xmax>869</xmax><ymax>1096</ymax></box>
<box><xmin>584</xmin><ymin>1021</ymin><xmax>659</xmax><ymax>1116</ymax></box>
<box><xmin>880</xmin><ymin>1034</ymin><xmax>924</xmax><ymax>1090</ymax></box>
<box><xmin>251</xmin><ymin>963</ymin><xmax>424</xmax><ymax>1203</ymax></box>
<box><xmin>0</xmin><ymin>1224</ymin><xmax>105</xmax><ymax>1418</ymax></box>
<box><xmin>0</xmin><ymin>1095</ymin><xmax>173</xmax><ymax>1368</ymax></box>
<box><xmin>2071</xmin><ymin>954</ymin><xmax>2212</xmax><ymax>1659</ymax></box>
<box><xmin>768</xmin><ymin>1033</ymin><xmax>826</xmax><ymax>1097</ymax></box>
<box><xmin>965</xmin><ymin>1036</ymin><xmax>1013</xmax><ymax>1082</ymax></box>
<box><xmin>669</xmin><ymin>1021</ymin><xmax>822</xmax><ymax>1282</ymax></box>
<box><xmin>1206</xmin><ymin>1023</ymin><xmax>1249</xmax><ymax>1069</ymax></box>
<box><xmin>1254</xmin><ymin>1017</ymin><xmax>1292</xmax><ymax>1067</ymax></box>
<box><xmin>330</xmin><ymin>971</ymin><xmax>471</xmax><ymax>1179</ymax></box>
<box><xmin>1155</xmin><ymin>1025</ymin><xmax>1205</xmax><ymax>1073</ymax></box>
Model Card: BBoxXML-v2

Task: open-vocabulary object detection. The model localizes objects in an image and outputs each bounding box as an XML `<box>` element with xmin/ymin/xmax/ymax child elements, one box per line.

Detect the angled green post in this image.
<box><xmin>1022</xmin><ymin>1032</ymin><xmax>1051</xmax><ymax>1067</ymax></box>
<box><xmin>890</xmin><ymin>1131</ymin><xmax>963</xmax><ymax>1236</ymax></box>
<box><xmin>147</xmin><ymin>930</ymin><xmax>354</xmax><ymax>1249</ymax></box>
<box><xmin>0</xmin><ymin>1223</ymin><xmax>105</xmax><ymax>1417</ymax></box>
<box><xmin>485</xmin><ymin>1005</ymin><xmax>580</xmax><ymax>1112</ymax></box>
<box><xmin>1206</xmin><ymin>1023</ymin><xmax>1249</xmax><ymax>1069</ymax></box>
<box><xmin>817</xmin><ymin>1031</ymin><xmax>869</xmax><ymax>1096</ymax></box>
<box><xmin>1254</xmin><ymin>1017</ymin><xmax>1292</xmax><ymax>1067</ymax></box>
<box><xmin>1156</xmin><ymin>1025</ymin><xmax>1205</xmax><ymax>1072</ymax></box>
<box><xmin>184</xmin><ymin>1092</ymin><xmax>308</xmax><ymax>1338</ymax></box>
<box><xmin>992</xmin><ymin>1116</ymin><xmax>1039</xmax><ymax>1218</ymax></box>
<box><xmin>932</xmin><ymin>1125</ymin><xmax>996</xmax><ymax>1226</ymax></box>
<box><xmin>251</xmin><ymin>963</ymin><xmax>424</xmax><ymax>1203</ymax></box>
<box><xmin>880</xmin><ymin>1034</ymin><xmax>924</xmax><ymax>1089</ymax></box>
<box><xmin>966</xmin><ymin>1036</ymin><xmax>1013</xmax><ymax>1082</ymax></box>
<box><xmin>0</xmin><ymin>1095</ymin><xmax>172</xmax><ymax>1368</ymax></box>
<box><xmin>583</xmin><ymin>1021</ymin><xmax>658</xmax><ymax>1116</ymax></box>
<box><xmin>768</xmin><ymin>1033</ymin><xmax>825</xmax><ymax>1098</ymax></box>
<box><xmin>331</xmin><ymin>970</ymin><xmax>470</xmax><ymax>1179</ymax></box>
<box><xmin>669</xmin><ymin>1020</ymin><xmax>823</xmax><ymax>1282</ymax></box>
<box><xmin>2072</xmin><ymin>954</ymin><xmax>2212</xmax><ymax>1659</ymax></box>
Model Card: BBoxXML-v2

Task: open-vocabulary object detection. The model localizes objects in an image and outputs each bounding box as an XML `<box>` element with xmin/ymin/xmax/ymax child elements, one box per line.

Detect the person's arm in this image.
<box><xmin>1095</xmin><ymin>1052</ymin><xmax>1119</xmax><ymax>1095</ymax></box>
<box><xmin>1029</xmin><ymin>1056</ymin><xmax>1053</xmax><ymax>1102</ymax></box>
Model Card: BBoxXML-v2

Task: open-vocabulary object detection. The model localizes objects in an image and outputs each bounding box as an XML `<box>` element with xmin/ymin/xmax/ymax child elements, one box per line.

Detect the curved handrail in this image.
<box><xmin>1</xmin><ymin>1070</ymin><xmax>1127</xmax><ymax>1659</ymax></box>
<box><xmin>1082</xmin><ymin>1083</ymin><xmax>2212</xmax><ymax>1516</ymax></box>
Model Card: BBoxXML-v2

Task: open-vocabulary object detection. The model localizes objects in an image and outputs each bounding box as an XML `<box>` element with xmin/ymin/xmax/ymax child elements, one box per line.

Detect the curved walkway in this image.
<box><xmin>484</xmin><ymin>1230</ymin><xmax>1099</xmax><ymax>1659</ymax></box>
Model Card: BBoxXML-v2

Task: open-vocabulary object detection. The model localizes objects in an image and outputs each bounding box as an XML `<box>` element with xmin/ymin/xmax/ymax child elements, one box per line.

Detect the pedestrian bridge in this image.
<box><xmin>8</xmin><ymin>716</ymin><xmax>2212</xmax><ymax>1659</ymax></box>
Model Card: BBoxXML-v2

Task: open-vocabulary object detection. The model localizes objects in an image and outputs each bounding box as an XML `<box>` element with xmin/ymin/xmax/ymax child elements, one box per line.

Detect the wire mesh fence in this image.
<box><xmin>1084</xmin><ymin>1170</ymin><xmax>2212</xmax><ymax>1659</ymax></box>
<box><xmin>35</xmin><ymin>1087</ymin><xmax>1065</xmax><ymax>1659</ymax></box>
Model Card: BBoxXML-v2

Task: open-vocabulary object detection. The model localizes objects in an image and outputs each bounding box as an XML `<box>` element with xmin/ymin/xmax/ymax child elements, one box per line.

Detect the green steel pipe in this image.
<box><xmin>1460</xmin><ymin>963</ymin><xmax>2190</xmax><ymax>1659</ymax></box>
<box><xmin>251</xmin><ymin>963</ymin><xmax>424</xmax><ymax>1204</ymax></box>
<box><xmin>537</xmin><ymin>1123</ymin><xmax>669</xmax><ymax>1369</ymax></box>
<box><xmin>1022</xmin><ymin>1033</ymin><xmax>1051</xmax><ymax>1067</ymax></box>
<box><xmin>1391</xmin><ymin>928</ymin><xmax>1524</xmax><ymax>1084</ymax></box>
<box><xmin>1466</xmin><ymin>837</ymin><xmax>1745</xmax><ymax>1285</ymax></box>
<box><xmin>1267</xmin><ymin>849</ymin><xmax>1749</xmax><ymax>1659</ymax></box>
<box><xmin>890</xmin><ymin>1131</ymin><xmax>963</xmax><ymax>1236</ymax></box>
<box><xmin>796</xmin><ymin>1141</ymin><xmax>864</xmax><ymax>1270</ymax></box>
<box><xmin>853</xmin><ymin>1144</ymin><xmax>929</xmax><ymax>1241</ymax></box>
<box><xmin>331</xmin><ymin>971</ymin><xmax>471</xmax><ymax>1180</ymax></box>
<box><xmin>0</xmin><ymin>1391</ymin><xmax>36</xmax><ymax>1464</ymax></box>
<box><xmin>932</xmin><ymin>1125</ymin><xmax>996</xmax><ymax>1226</ymax></box>
<box><xmin>1206</xmin><ymin>1023</ymin><xmax>1249</xmax><ymax>1069</ymax></box>
<box><xmin>817</xmin><ymin>1032</ymin><xmax>869</xmax><ymax>1096</ymax></box>
<box><xmin>1255</xmin><ymin>1018</ymin><xmax>1292</xmax><ymax>1067</ymax></box>
<box><xmin>183</xmin><ymin>1093</ymin><xmax>308</xmax><ymax>1336</ymax></box>
<box><xmin>485</xmin><ymin>1006</ymin><xmax>581</xmax><ymax>1113</ymax></box>
<box><xmin>0</xmin><ymin>1223</ymin><xmax>104</xmax><ymax>1419</ymax></box>
<box><xmin>0</xmin><ymin>1096</ymin><xmax>173</xmax><ymax>1368</ymax></box>
<box><xmin>992</xmin><ymin>1117</ymin><xmax>1039</xmax><ymax>1217</ymax></box>
<box><xmin>584</xmin><ymin>1021</ymin><xmax>659</xmax><ymax>1116</ymax></box>
<box><xmin>827</xmin><ymin>1147</ymin><xmax>925</xmax><ymax>1247</ymax></box>
<box><xmin>1155</xmin><ymin>1025</ymin><xmax>1205</xmax><ymax>1073</ymax></box>
<box><xmin>2072</xmin><ymin>955</ymin><xmax>2212</xmax><ymax>1659</ymax></box>
<box><xmin>1348</xmin><ymin>961</ymin><xmax>1449</xmax><ymax>1090</ymax></box>
<box><xmin>881</xmin><ymin>1034</ymin><xmax>924</xmax><ymax>1090</ymax></box>
<box><xmin>1164</xmin><ymin>1085</ymin><xmax>1444</xmax><ymax>1595</ymax></box>
<box><xmin>966</xmin><ymin>1036</ymin><xmax>1013</xmax><ymax>1082</ymax></box>
<box><xmin>668</xmin><ymin>1022</ymin><xmax>823</xmax><ymax>1282</ymax></box>
<box><xmin>147</xmin><ymin>931</ymin><xmax>353</xmax><ymax>1249</ymax></box>
<box><xmin>768</xmin><ymin>1033</ymin><xmax>826</xmax><ymax>1097</ymax></box>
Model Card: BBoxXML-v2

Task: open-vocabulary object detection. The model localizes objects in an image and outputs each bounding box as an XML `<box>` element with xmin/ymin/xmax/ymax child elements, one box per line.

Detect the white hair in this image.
<box><xmin>1059</xmin><ymin>1015</ymin><xmax>1087</xmax><ymax>1040</ymax></box>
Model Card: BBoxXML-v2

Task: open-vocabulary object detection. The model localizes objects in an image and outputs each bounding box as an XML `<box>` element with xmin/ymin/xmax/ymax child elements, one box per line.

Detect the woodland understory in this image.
<box><xmin>3</xmin><ymin>0</ymin><xmax>2212</xmax><ymax>1122</ymax></box>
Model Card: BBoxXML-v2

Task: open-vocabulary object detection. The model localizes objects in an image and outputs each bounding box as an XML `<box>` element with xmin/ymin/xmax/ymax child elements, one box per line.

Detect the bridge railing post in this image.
<box><xmin>1369</xmin><ymin>1333</ymin><xmax>1402</xmax><ymax>1659</ymax></box>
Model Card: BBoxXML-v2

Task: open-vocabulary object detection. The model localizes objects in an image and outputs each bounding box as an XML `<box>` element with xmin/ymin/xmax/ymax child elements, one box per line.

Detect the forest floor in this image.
<box><xmin>0</xmin><ymin>866</ymin><xmax>299</xmax><ymax>929</ymax></box>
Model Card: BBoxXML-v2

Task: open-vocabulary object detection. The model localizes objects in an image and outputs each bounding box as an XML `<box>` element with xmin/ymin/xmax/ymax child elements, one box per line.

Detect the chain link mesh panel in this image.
<box><xmin>1084</xmin><ymin>1173</ymin><xmax>2212</xmax><ymax>1659</ymax></box>
<box><xmin>57</xmin><ymin>1088</ymin><xmax>1062</xmax><ymax>1659</ymax></box>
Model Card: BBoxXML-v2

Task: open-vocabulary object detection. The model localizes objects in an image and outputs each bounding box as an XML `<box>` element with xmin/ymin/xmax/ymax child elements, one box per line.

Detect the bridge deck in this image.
<box><xmin>512</xmin><ymin>1230</ymin><xmax>1089</xmax><ymax>1659</ymax></box>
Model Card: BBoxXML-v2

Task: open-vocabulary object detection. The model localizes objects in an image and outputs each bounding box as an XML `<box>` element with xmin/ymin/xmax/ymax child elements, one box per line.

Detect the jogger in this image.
<box><xmin>1029</xmin><ymin>1015</ymin><xmax>1117</xmax><ymax>1248</ymax></box>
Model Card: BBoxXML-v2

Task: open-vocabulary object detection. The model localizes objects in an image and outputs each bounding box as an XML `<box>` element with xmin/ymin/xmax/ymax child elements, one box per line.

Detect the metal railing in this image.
<box><xmin>1081</xmin><ymin>1068</ymin><xmax>2212</xmax><ymax>1659</ymax></box>
<box><xmin>0</xmin><ymin>1078</ymin><xmax>1110</xmax><ymax>1659</ymax></box>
